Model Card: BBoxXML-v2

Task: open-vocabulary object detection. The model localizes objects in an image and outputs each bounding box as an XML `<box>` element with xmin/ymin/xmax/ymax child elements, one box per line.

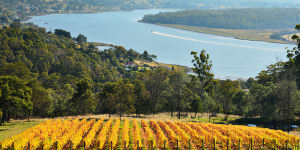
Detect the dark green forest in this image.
<box><xmin>142</xmin><ymin>8</ymin><xmax>300</xmax><ymax>30</ymax></box>
<box><xmin>1</xmin><ymin>22</ymin><xmax>300</xmax><ymax>130</ymax></box>
<box><xmin>175</xmin><ymin>0</ymin><xmax>300</xmax><ymax>9</ymax></box>
<box><xmin>2</xmin><ymin>0</ymin><xmax>300</xmax><ymax>24</ymax></box>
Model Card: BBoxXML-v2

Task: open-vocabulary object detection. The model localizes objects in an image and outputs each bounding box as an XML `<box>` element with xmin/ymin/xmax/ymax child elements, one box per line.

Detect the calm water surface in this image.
<box><xmin>28</xmin><ymin>9</ymin><xmax>293</xmax><ymax>79</ymax></box>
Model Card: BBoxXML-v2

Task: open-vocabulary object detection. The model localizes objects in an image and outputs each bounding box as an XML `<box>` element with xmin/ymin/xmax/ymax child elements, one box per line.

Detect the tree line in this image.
<box><xmin>142</xmin><ymin>8</ymin><xmax>300</xmax><ymax>30</ymax></box>
<box><xmin>1</xmin><ymin>22</ymin><xmax>300</xmax><ymax>131</ymax></box>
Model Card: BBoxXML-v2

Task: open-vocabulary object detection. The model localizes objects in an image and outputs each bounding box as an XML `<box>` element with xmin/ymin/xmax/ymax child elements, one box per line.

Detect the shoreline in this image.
<box><xmin>8</xmin><ymin>8</ymin><xmax>297</xmax><ymax>45</ymax></box>
<box><xmin>140</xmin><ymin>21</ymin><xmax>292</xmax><ymax>44</ymax></box>
<box><xmin>89</xmin><ymin>42</ymin><xmax>192</xmax><ymax>73</ymax></box>
<box><xmin>23</xmin><ymin>11</ymin><xmax>193</xmax><ymax>75</ymax></box>
<box><xmin>22</xmin><ymin>8</ymin><xmax>176</xmax><ymax>25</ymax></box>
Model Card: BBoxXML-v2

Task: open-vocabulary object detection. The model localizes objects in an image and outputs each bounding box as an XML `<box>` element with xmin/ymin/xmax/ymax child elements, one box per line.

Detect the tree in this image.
<box><xmin>51</xmin><ymin>84</ymin><xmax>74</xmax><ymax>117</ymax></box>
<box><xmin>138</xmin><ymin>68</ymin><xmax>169</xmax><ymax>114</ymax></box>
<box><xmin>162</xmin><ymin>87</ymin><xmax>177</xmax><ymax>118</ymax></box>
<box><xmin>0</xmin><ymin>76</ymin><xmax>32</xmax><ymax>124</ymax></box>
<box><xmin>232</xmin><ymin>90</ymin><xmax>248</xmax><ymax>116</ymax></box>
<box><xmin>98</xmin><ymin>82</ymin><xmax>118</xmax><ymax>117</ymax></box>
<box><xmin>190</xmin><ymin>96</ymin><xmax>201</xmax><ymax>118</ymax></box>
<box><xmin>10</xmin><ymin>20</ymin><xmax>22</xmax><ymax>29</ymax></box>
<box><xmin>75</xmin><ymin>34</ymin><xmax>87</xmax><ymax>43</ymax></box>
<box><xmin>181</xmin><ymin>86</ymin><xmax>193</xmax><ymax>116</ymax></box>
<box><xmin>132</xmin><ymin>79</ymin><xmax>150</xmax><ymax>116</ymax></box>
<box><xmin>202</xmin><ymin>92</ymin><xmax>216</xmax><ymax>121</ymax></box>
<box><xmin>186</xmin><ymin>76</ymin><xmax>202</xmax><ymax>117</ymax></box>
<box><xmin>141</xmin><ymin>50</ymin><xmax>156</xmax><ymax>61</ymax></box>
<box><xmin>29</xmin><ymin>81</ymin><xmax>54</xmax><ymax>118</ymax></box>
<box><xmin>249</xmin><ymin>81</ymin><xmax>273</xmax><ymax>120</ymax></box>
<box><xmin>114</xmin><ymin>80</ymin><xmax>135</xmax><ymax>120</ymax></box>
<box><xmin>191</xmin><ymin>50</ymin><xmax>214</xmax><ymax>119</ymax></box>
<box><xmin>98</xmin><ymin>80</ymin><xmax>135</xmax><ymax>120</ymax></box>
<box><xmin>69</xmin><ymin>78</ymin><xmax>96</xmax><ymax>115</ymax></box>
<box><xmin>275</xmin><ymin>80</ymin><xmax>300</xmax><ymax>131</ymax></box>
<box><xmin>289</xmin><ymin>24</ymin><xmax>300</xmax><ymax>88</ymax></box>
<box><xmin>186</xmin><ymin>76</ymin><xmax>202</xmax><ymax>118</ymax></box>
<box><xmin>169</xmin><ymin>70</ymin><xmax>189</xmax><ymax>119</ymax></box>
<box><xmin>0</xmin><ymin>62</ymin><xmax>33</xmax><ymax>81</ymax></box>
<box><xmin>142</xmin><ymin>50</ymin><xmax>149</xmax><ymax>60</ymax></box>
<box><xmin>218</xmin><ymin>79</ymin><xmax>240</xmax><ymax>121</ymax></box>
<box><xmin>54</xmin><ymin>29</ymin><xmax>71</xmax><ymax>39</ymax></box>
<box><xmin>191</xmin><ymin>50</ymin><xmax>214</xmax><ymax>99</ymax></box>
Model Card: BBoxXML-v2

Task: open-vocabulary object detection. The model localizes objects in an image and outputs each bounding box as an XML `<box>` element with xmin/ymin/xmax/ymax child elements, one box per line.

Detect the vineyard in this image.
<box><xmin>0</xmin><ymin>118</ymin><xmax>299</xmax><ymax>150</ymax></box>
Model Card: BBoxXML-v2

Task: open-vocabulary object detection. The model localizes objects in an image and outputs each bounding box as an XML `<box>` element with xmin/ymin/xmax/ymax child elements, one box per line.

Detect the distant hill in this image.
<box><xmin>0</xmin><ymin>22</ymin><xmax>162</xmax><ymax>91</ymax></box>
<box><xmin>0</xmin><ymin>0</ymin><xmax>163</xmax><ymax>24</ymax></box>
<box><xmin>142</xmin><ymin>8</ymin><xmax>300</xmax><ymax>30</ymax></box>
<box><xmin>2</xmin><ymin>0</ymin><xmax>300</xmax><ymax>25</ymax></box>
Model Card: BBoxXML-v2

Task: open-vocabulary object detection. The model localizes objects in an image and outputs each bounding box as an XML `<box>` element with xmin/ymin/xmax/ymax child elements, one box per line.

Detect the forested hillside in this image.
<box><xmin>0</xmin><ymin>22</ymin><xmax>158</xmax><ymax>123</ymax></box>
<box><xmin>1</xmin><ymin>21</ymin><xmax>300</xmax><ymax>131</ymax></box>
<box><xmin>0</xmin><ymin>0</ymin><xmax>164</xmax><ymax>24</ymax></box>
<box><xmin>174</xmin><ymin>0</ymin><xmax>300</xmax><ymax>9</ymax></box>
<box><xmin>2</xmin><ymin>0</ymin><xmax>300</xmax><ymax>25</ymax></box>
<box><xmin>142</xmin><ymin>8</ymin><xmax>300</xmax><ymax>30</ymax></box>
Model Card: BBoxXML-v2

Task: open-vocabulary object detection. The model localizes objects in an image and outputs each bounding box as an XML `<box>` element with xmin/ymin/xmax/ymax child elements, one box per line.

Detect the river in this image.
<box><xmin>28</xmin><ymin>9</ymin><xmax>293</xmax><ymax>79</ymax></box>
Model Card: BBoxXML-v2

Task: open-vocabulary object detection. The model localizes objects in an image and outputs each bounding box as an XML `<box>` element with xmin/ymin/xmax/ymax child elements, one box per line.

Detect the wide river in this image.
<box><xmin>28</xmin><ymin>9</ymin><xmax>293</xmax><ymax>79</ymax></box>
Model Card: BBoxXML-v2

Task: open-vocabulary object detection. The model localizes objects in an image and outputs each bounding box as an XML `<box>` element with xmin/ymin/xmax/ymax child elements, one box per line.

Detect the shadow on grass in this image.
<box><xmin>229</xmin><ymin>117</ymin><xmax>300</xmax><ymax>131</ymax></box>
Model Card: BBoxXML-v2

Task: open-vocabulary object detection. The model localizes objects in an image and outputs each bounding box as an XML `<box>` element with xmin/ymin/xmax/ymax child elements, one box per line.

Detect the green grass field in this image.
<box><xmin>0</xmin><ymin>120</ymin><xmax>42</xmax><ymax>141</ymax></box>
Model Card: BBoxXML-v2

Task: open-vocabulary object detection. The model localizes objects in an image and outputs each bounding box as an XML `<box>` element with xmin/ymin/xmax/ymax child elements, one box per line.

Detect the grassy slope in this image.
<box><xmin>159</xmin><ymin>24</ymin><xmax>289</xmax><ymax>44</ymax></box>
<box><xmin>134</xmin><ymin>60</ymin><xmax>191</xmax><ymax>73</ymax></box>
<box><xmin>0</xmin><ymin>120</ymin><xmax>42</xmax><ymax>141</ymax></box>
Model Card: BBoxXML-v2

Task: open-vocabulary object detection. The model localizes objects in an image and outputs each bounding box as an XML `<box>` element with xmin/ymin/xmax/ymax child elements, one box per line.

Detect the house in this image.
<box><xmin>125</xmin><ymin>62</ymin><xmax>137</xmax><ymax>69</ymax></box>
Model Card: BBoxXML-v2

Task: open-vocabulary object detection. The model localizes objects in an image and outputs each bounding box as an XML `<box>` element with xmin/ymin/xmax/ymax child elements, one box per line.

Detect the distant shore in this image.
<box><xmin>141</xmin><ymin>22</ymin><xmax>292</xmax><ymax>44</ymax></box>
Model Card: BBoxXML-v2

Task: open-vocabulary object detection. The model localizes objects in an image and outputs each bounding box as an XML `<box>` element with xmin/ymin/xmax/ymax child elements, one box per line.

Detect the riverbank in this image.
<box><xmin>150</xmin><ymin>23</ymin><xmax>291</xmax><ymax>44</ymax></box>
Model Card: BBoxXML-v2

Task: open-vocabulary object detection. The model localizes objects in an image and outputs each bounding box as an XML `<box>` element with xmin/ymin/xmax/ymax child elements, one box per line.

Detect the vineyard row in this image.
<box><xmin>0</xmin><ymin>119</ymin><xmax>299</xmax><ymax>150</ymax></box>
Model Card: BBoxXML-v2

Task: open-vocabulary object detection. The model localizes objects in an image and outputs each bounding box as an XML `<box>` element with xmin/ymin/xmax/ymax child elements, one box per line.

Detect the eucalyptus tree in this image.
<box><xmin>190</xmin><ymin>50</ymin><xmax>214</xmax><ymax>119</ymax></box>
<box><xmin>190</xmin><ymin>50</ymin><xmax>214</xmax><ymax>99</ymax></box>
